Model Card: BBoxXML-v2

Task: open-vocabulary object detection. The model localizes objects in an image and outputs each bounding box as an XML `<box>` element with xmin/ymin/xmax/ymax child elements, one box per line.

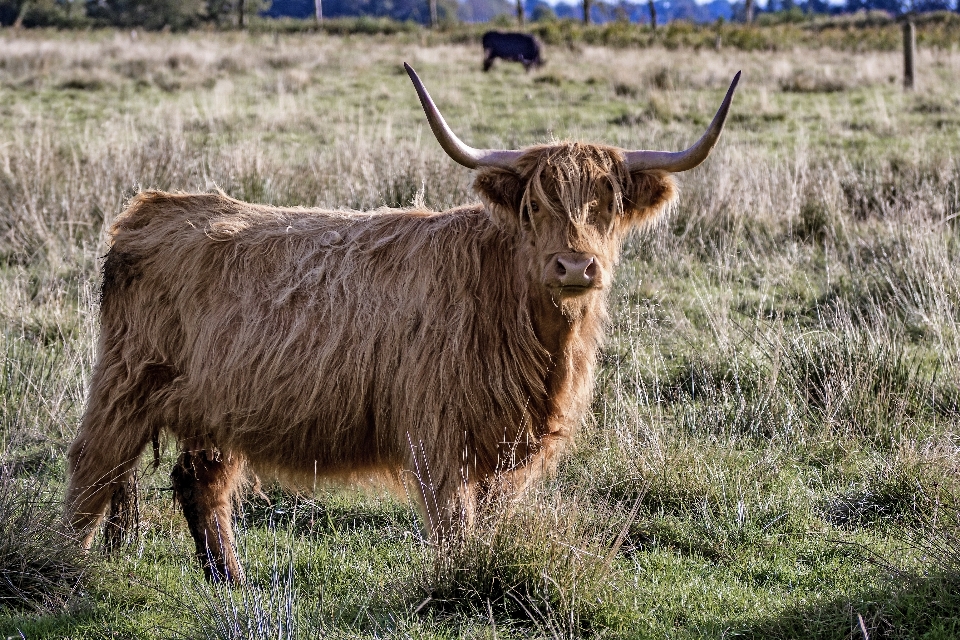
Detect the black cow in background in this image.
<box><xmin>482</xmin><ymin>31</ymin><xmax>544</xmax><ymax>72</ymax></box>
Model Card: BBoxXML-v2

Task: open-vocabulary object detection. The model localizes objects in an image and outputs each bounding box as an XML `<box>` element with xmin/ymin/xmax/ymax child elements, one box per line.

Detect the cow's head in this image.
<box><xmin>405</xmin><ymin>63</ymin><xmax>739</xmax><ymax>312</ymax></box>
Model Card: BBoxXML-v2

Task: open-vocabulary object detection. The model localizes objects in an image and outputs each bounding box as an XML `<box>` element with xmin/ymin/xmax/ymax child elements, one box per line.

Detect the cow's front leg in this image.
<box><xmin>477</xmin><ymin>432</ymin><xmax>568</xmax><ymax>518</ymax></box>
<box><xmin>404</xmin><ymin>440</ymin><xmax>479</xmax><ymax>542</ymax></box>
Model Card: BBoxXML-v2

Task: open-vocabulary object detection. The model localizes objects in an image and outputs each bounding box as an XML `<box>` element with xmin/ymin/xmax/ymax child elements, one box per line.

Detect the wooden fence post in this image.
<box><xmin>903</xmin><ymin>19</ymin><xmax>915</xmax><ymax>90</ymax></box>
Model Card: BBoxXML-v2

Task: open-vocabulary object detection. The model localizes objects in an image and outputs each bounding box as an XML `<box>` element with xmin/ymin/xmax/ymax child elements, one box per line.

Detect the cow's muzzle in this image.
<box><xmin>546</xmin><ymin>253</ymin><xmax>600</xmax><ymax>292</ymax></box>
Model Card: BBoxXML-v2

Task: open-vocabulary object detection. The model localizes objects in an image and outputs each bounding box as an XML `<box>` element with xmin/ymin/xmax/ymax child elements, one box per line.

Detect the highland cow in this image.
<box><xmin>65</xmin><ymin>64</ymin><xmax>740</xmax><ymax>582</ymax></box>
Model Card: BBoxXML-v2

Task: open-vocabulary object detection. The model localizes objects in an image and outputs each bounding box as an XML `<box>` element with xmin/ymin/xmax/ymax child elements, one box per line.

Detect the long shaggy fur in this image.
<box><xmin>64</xmin><ymin>143</ymin><xmax>676</xmax><ymax>579</ymax></box>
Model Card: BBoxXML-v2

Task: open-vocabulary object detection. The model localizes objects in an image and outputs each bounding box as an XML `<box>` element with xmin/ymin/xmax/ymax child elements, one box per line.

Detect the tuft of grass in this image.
<box><xmin>186</xmin><ymin>557</ymin><xmax>298</xmax><ymax>640</ymax></box>
<box><xmin>782</xmin><ymin>333</ymin><xmax>943</xmax><ymax>443</ymax></box>
<box><xmin>0</xmin><ymin>467</ymin><xmax>85</xmax><ymax>612</ymax></box>
<box><xmin>420</xmin><ymin>493</ymin><xmax>632</xmax><ymax>636</ymax></box>
<box><xmin>779</xmin><ymin>69</ymin><xmax>850</xmax><ymax>93</ymax></box>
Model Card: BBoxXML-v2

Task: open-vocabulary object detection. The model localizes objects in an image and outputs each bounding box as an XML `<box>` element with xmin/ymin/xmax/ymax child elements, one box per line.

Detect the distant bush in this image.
<box><xmin>321</xmin><ymin>15</ymin><xmax>421</xmax><ymax>34</ymax></box>
<box><xmin>85</xmin><ymin>0</ymin><xmax>208</xmax><ymax>31</ymax></box>
<box><xmin>0</xmin><ymin>0</ymin><xmax>89</xmax><ymax>28</ymax></box>
<box><xmin>531</xmin><ymin>2</ymin><xmax>557</xmax><ymax>22</ymax></box>
<box><xmin>0</xmin><ymin>0</ymin><xmax>269</xmax><ymax>30</ymax></box>
<box><xmin>251</xmin><ymin>14</ymin><xmax>421</xmax><ymax>34</ymax></box>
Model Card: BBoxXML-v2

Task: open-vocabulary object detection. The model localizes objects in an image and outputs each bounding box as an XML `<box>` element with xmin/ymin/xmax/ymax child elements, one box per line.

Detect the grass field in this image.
<box><xmin>1</xmin><ymin>27</ymin><xmax>960</xmax><ymax>639</ymax></box>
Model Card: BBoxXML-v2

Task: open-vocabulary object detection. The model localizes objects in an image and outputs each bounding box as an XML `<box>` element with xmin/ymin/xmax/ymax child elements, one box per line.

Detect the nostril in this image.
<box><xmin>555</xmin><ymin>259</ymin><xmax>567</xmax><ymax>276</ymax></box>
<box><xmin>585</xmin><ymin>260</ymin><xmax>597</xmax><ymax>279</ymax></box>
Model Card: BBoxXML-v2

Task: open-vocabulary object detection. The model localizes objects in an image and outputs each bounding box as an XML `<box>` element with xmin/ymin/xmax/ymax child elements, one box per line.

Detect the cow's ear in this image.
<box><xmin>624</xmin><ymin>170</ymin><xmax>676</xmax><ymax>226</ymax></box>
<box><xmin>474</xmin><ymin>168</ymin><xmax>525</xmax><ymax>230</ymax></box>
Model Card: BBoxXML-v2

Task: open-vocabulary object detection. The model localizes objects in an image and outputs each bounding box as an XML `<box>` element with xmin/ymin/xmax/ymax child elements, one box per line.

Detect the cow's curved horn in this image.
<box><xmin>623</xmin><ymin>71</ymin><xmax>741</xmax><ymax>173</ymax></box>
<box><xmin>405</xmin><ymin>63</ymin><xmax>522</xmax><ymax>170</ymax></box>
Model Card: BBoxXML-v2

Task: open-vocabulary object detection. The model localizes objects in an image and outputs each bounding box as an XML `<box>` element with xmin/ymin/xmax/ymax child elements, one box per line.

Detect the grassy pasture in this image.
<box><xmin>1</xmin><ymin>28</ymin><xmax>960</xmax><ymax>638</ymax></box>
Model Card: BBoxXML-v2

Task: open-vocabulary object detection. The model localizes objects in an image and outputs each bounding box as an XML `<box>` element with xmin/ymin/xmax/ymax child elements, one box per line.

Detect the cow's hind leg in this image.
<box><xmin>171</xmin><ymin>449</ymin><xmax>244</xmax><ymax>583</ymax></box>
<box><xmin>102</xmin><ymin>470</ymin><xmax>140</xmax><ymax>553</ymax></box>
<box><xmin>65</xmin><ymin>419</ymin><xmax>152</xmax><ymax>551</ymax></box>
<box><xmin>66</xmin><ymin>360</ymin><xmax>175</xmax><ymax>551</ymax></box>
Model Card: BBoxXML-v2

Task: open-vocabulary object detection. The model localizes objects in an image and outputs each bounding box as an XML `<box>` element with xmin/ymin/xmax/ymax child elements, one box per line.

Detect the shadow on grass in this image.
<box><xmin>237</xmin><ymin>488</ymin><xmax>420</xmax><ymax>542</ymax></box>
<box><xmin>724</xmin><ymin>567</ymin><xmax>960</xmax><ymax>639</ymax></box>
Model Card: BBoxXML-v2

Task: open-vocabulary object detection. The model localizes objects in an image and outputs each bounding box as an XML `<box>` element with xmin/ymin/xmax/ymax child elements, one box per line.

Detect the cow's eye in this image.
<box><xmin>530</xmin><ymin>201</ymin><xmax>539</xmax><ymax>213</ymax></box>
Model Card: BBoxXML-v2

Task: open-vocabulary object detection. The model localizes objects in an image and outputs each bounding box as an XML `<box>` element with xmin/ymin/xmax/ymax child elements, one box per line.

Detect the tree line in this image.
<box><xmin>0</xmin><ymin>0</ymin><xmax>268</xmax><ymax>28</ymax></box>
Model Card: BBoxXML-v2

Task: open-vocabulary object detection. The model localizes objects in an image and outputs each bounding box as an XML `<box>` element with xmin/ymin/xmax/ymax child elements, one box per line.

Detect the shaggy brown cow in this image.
<box><xmin>65</xmin><ymin>64</ymin><xmax>739</xmax><ymax>581</ymax></box>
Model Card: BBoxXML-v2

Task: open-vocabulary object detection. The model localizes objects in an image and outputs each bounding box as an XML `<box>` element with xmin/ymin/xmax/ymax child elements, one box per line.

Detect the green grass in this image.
<box><xmin>1</xmin><ymin>28</ymin><xmax>960</xmax><ymax>639</ymax></box>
